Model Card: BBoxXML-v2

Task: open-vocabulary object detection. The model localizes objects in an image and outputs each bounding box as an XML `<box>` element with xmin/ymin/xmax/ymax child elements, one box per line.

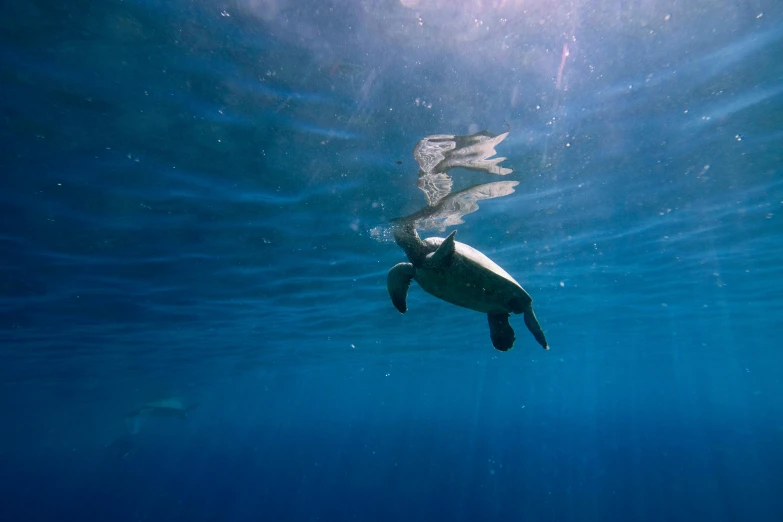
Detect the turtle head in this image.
<box><xmin>392</xmin><ymin>222</ymin><xmax>427</xmax><ymax>266</ymax></box>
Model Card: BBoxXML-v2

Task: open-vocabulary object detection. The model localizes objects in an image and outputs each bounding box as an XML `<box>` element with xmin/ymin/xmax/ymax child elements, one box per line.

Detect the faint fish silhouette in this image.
<box><xmin>125</xmin><ymin>397</ymin><xmax>198</xmax><ymax>435</ymax></box>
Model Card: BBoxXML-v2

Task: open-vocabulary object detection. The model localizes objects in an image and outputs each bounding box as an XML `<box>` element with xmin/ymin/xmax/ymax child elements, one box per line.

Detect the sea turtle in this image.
<box><xmin>387</xmin><ymin>224</ymin><xmax>549</xmax><ymax>351</ymax></box>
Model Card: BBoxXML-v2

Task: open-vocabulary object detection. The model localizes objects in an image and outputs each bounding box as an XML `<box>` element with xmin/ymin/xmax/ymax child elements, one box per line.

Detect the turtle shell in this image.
<box><xmin>415</xmin><ymin>237</ymin><xmax>532</xmax><ymax>314</ymax></box>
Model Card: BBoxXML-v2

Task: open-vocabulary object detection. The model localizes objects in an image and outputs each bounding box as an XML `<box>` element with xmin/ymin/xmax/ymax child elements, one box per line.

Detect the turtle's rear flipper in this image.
<box><xmin>488</xmin><ymin>313</ymin><xmax>515</xmax><ymax>351</ymax></box>
<box><xmin>387</xmin><ymin>263</ymin><xmax>415</xmax><ymax>313</ymax></box>
<box><xmin>523</xmin><ymin>305</ymin><xmax>549</xmax><ymax>350</ymax></box>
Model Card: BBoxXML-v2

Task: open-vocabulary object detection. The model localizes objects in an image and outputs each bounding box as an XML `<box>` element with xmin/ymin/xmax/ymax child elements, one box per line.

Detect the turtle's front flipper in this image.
<box><xmin>523</xmin><ymin>305</ymin><xmax>549</xmax><ymax>350</ymax></box>
<box><xmin>488</xmin><ymin>313</ymin><xmax>515</xmax><ymax>351</ymax></box>
<box><xmin>387</xmin><ymin>263</ymin><xmax>415</xmax><ymax>313</ymax></box>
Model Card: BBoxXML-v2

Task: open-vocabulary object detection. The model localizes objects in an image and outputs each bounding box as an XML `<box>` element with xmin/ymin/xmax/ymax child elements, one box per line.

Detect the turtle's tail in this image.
<box><xmin>523</xmin><ymin>305</ymin><xmax>549</xmax><ymax>350</ymax></box>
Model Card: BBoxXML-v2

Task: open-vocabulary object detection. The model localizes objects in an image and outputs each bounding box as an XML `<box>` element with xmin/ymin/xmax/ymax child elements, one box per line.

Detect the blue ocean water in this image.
<box><xmin>2</xmin><ymin>0</ymin><xmax>782</xmax><ymax>520</ymax></box>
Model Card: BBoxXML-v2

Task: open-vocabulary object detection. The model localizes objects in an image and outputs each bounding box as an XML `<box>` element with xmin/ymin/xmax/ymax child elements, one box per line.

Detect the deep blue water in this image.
<box><xmin>2</xmin><ymin>1</ymin><xmax>783</xmax><ymax>521</ymax></box>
